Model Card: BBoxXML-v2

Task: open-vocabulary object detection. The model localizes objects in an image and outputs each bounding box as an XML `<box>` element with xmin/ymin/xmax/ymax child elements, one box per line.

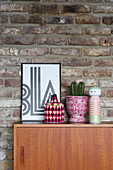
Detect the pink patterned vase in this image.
<box><xmin>66</xmin><ymin>96</ymin><xmax>88</xmax><ymax>123</ymax></box>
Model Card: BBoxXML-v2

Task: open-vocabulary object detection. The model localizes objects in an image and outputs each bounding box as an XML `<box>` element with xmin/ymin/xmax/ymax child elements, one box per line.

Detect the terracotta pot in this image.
<box><xmin>66</xmin><ymin>96</ymin><xmax>88</xmax><ymax>122</ymax></box>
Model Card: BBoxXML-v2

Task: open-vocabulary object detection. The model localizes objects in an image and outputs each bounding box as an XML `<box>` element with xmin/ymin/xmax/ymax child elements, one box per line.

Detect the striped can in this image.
<box><xmin>89</xmin><ymin>96</ymin><xmax>101</xmax><ymax>124</ymax></box>
<box><xmin>89</xmin><ymin>86</ymin><xmax>101</xmax><ymax>124</ymax></box>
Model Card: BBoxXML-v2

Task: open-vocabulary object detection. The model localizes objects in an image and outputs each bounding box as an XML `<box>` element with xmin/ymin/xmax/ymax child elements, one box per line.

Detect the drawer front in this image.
<box><xmin>14</xmin><ymin>127</ymin><xmax>113</xmax><ymax>170</ymax></box>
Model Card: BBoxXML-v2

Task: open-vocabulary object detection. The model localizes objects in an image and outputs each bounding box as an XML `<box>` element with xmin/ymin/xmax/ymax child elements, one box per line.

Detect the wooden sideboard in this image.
<box><xmin>14</xmin><ymin>122</ymin><xmax>113</xmax><ymax>170</ymax></box>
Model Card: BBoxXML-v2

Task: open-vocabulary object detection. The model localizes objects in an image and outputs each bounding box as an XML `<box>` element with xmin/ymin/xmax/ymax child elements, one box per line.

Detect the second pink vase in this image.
<box><xmin>66</xmin><ymin>96</ymin><xmax>88</xmax><ymax>122</ymax></box>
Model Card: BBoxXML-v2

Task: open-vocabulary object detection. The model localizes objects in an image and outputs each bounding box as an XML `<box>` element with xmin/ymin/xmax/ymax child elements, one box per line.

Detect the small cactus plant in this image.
<box><xmin>71</xmin><ymin>82</ymin><xmax>85</xmax><ymax>96</ymax></box>
<box><xmin>71</xmin><ymin>82</ymin><xmax>78</xmax><ymax>96</ymax></box>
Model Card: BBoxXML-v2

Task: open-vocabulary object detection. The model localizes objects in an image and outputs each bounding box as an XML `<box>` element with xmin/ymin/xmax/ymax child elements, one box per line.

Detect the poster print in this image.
<box><xmin>21</xmin><ymin>63</ymin><xmax>61</xmax><ymax>121</ymax></box>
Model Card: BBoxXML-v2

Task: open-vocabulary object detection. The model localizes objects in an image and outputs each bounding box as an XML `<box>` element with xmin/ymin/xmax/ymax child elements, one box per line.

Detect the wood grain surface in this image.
<box><xmin>14</xmin><ymin>125</ymin><xmax>113</xmax><ymax>170</ymax></box>
<box><xmin>14</xmin><ymin>121</ymin><xmax>113</xmax><ymax>128</ymax></box>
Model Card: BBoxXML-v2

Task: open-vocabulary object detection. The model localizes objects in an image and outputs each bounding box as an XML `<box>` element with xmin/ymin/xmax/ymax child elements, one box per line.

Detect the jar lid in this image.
<box><xmin>89</xmin><ymin>86</ymin><xmax>101</xmax><ymax>96</ymax></box>
<box><xmin>50</xmin><ymin>94</ymin><xmax>58</xmax><ymax>103</ymax></box>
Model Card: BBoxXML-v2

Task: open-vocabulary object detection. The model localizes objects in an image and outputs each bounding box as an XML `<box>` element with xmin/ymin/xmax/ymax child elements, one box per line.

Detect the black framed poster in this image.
<box><xmin>21</xmin><ymin>63</ymin><xmax>61</xmax><ymax>121</ymax></box>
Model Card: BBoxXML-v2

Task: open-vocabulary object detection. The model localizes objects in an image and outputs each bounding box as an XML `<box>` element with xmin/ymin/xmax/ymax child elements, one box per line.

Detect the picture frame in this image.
<box><xmin>21</xmin><ymin>63</ymin><xmax>61</xmax><ymax>122</ymax></box>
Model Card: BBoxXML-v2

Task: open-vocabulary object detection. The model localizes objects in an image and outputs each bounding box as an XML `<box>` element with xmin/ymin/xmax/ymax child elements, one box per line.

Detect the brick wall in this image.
<box><xmin>0</xmin><ymin>0</ymin><xmax>113</xmax><ymax>169</ymax></box>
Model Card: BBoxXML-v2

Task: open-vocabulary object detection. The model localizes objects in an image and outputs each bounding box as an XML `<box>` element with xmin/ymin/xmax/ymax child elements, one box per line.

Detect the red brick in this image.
<box><xmin>0</xmin><ymin>99</ymin><xmax>20</xmax><ymax>108</ymax></box>
<box><xmin>51</xmin><ymin>47</ymin><xmax>80</xmax><ymax>56</ymax></box>
<box><xmin>76</xmin><ymin>15</ymin><xmax>100</xmax><ymax>24</ymax></box>
<box><xmin>11</xmin><ymin>15</ymin><xmax>28</xmax><ymax>23</ymax></box>
<box><xmin>32</xmin><ymin>57</ymin><xmax>61</xmax><ymax>63</ymax></box>
<box><xmin>61</xmin><ymin>88</ymin><xmax>70</xmax><ymax>97</ymax></box>
<box><xmin>63</xmin><ymin>57</ymin><xmax>92</xmax><ymax>66</ymax></box>
<box><xmin>5</xmin><ymin>79</ymin><xmax>21</xmax><ymax>87</ymax></box>
<box><xmin>14</xmin><ymin>90</ymin><xmax>21</xmax><ymax>98</ymax></box>
<box><xmin>4</xmin><ymin>129</ymin><xmax>13</xmax><ymax>139</ymax></box>
<box><xmin>101</xmin><ymin>110</ymin><xmax>107</xmax><ymax>118</ymax></box>
<box><xmin>82</xmin><ymin>48</ymin><xmax>111</xmax><ymax>56</ymax></box>
<box><xmin>0</xmin><ymin>89</ymin><xmax>12</xmax><ymax>97</ymax></box>
<box><xmin>0</xmin><ymin>79</ymin><xmax>3</xmax><ymax>87</ymax></box>
<box><xmin>13</xmin><ymin>109</ymin><xmax>20</xmax><ymax>117</ymax></box>
<box><xmin>8</xmin><ymin>140</ymin><xmax>14</xmax><ymax>150</ymax></box>
<box><xmin>94</xmin><ymin>6</ymin><xmax>113</xmax><ymax>13</ymax></box>
<box><xmin>99</xmin><ymin>79</ymin><xmax>113</xmax><ymax>87</ymax></box>
<box><xmin>107</xmin><ymin>110</ymin><xmax>113</xmax><ymax>117</ymax></box>
<box><xmin>0</xmin><ymin>15</ymin><xmax>8</xmax><ymax>23</ymax></box>
<box><xmin>86</xmin><ymin>27</ymin><xmax>111</xmax><ymax>36</ymax></box>
<box><xmin>0</xmin><ymin>47</ymin><xmax>18</xmax><ymax>56</ymax></box>
<box><xmin>20</xmin><ymin>48</ymin><xmax>49</xmax><ymax>56</ymax></box>
<box><xmin>101</xmin><ymin>99</ymin><xmax>113</xmax><ymax>108</ymax></box>
<box><xmin>0</xmin><ymin>28</ymin><xmax>2</xmax><ymax>33</ymax></box>
<box><xmin>28</xmin><ymin>15</ymin><xmax>43</xmax><ymax>24</ymax></box>
<box><xmin>12</xmin><ymin>0</ymin><xmax>40</xmax><ymax>2</ymax></box>
<box><xmin>69</xmin><ymin>37</ymin><xmax>98</xmax><ymax>46</ymax></box>
<box><xmin>61</xmin><ymin>77</ymin><xmax>97</xmax><ymax>87</ymax></box>
<box><xmin>103</xmin><ymin>17</ymin><xmax>113</xmax><ymax>24</ymax></box>
<box><xmin>5</xmin><ymin>36</ymin><xmax>36</xmax><ymax>45</ymax></box>
<box><xmin>0</xmin><ymin>109</ymin><xmax>12</xmax><ymax>117</ymax></box>
<box><xmin>63</xmin><ymin>4</ymin><xmax>91</xmax><ymax>13</ymax></box>
<box><xmin>43</xmin><ymin>0</ymin><xmax>71</xmax><ymax>1</ymax></box>
<box><xmin>107</xmin><ymin>90</ymin><xmax>113</xmax><ymax>97</ymax></box>
<box><xmin>61</xmin><ymin>68</ymin><xmax>82</xmax><ymax>77</ymax></box>
<box><xmin>0</xmin><ymin>120</ymin><xmax>15</xmax><ymax>128</ymax></box>
<box><xmin>61</xmin><ymin>77</ymin><xmax>73</xmax><ymax>87</ymax></box>
<box><xmin>0</xmin><ymin>140</ymin><xmax>9</xmax><ymax>149</ymax></box>
<box><xmin>94</xmin><ymin>58</ymin><xmax>113</xmax><ymax>66</ymax></box>
<box><xmin>29</xmin><ymin>4</ymin><xmax>59</xmax><ymax>14</ymax></box>
<box><xmin>0</xmin><ymin>57</ymin><xmax>29</xmax><ymax>66</ymax></box>
<box><xmin>74</xmin><ymin>0</ymin><xmax>103</xmax><ymax>2</ymax></box>
<box><xmin>0</xmin><ymin>37</ymin><xmax>3</xmax><ymax>45</ymax></box>
<box><xmin>0</xmin><ymin>68</ymin><xmax>17</xmax><ymax>77</ymax></box>
<box><xmin>0</xmin><ymin>27</ymin><xmax>24</xmax><ymax>35</ymax></box>
<box><xmin>26</xmin><ymin>26</ymin><xmax>56</xmax><ymax>34</ymax></box>
<box><xmin>56</xmin><ymin>26</ymin><xmax>83</xmax><ymax>35</ymax></box>
<box><xmin>44</xmin><ymin>16</ymin><xmax>73</xmax><ymax>24</ymax></box>
<box><xmin>37</xmin><ymin>36</ymin><xmax>67</xmax><ymax>46</ymax></box>
<box><xmin>0</xmin><ymin>4</ymin><xmax>27</xmax><ymax>12</ymax></box>
<box><xmin>83</xmin><ymin>68</ymin><xmax>112</xmax><ymax>77</ymax></box>
<box><xmin>105</xmin><ymin>0</ymin><xmax>113</xmax><ymax>1</ymax></box>
<box><xmin>100</xmin><ymin>37</ymin><xmax>113</xmax><ymax>46</ymax></box>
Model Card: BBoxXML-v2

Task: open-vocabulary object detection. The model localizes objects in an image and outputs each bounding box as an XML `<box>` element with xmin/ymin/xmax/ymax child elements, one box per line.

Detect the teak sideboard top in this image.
<box><xmin>14</xmin><ymin>121</ymin><xmax>113</xmax><ymax>128</ymax></box>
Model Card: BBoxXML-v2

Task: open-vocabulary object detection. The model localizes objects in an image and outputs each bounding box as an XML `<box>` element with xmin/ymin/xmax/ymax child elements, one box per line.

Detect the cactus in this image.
<box><xmin>71</xmin><ymin>81</ymin><xmax>85</xmax><ymax>96</ymax></box>
<box><xmin>78</xmin><ymin>82</ymin><xmax>85</xmax><ymax>96</ymax></box>
<box><xmin>71</xmin><ymin>82</ymin><xmax>78</xmax><ymax>96</ymax></box>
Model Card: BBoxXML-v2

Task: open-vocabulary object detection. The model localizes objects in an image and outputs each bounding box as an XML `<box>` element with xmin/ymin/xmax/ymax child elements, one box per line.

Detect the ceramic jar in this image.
<box><xmin>66</xmin><ymin>96</ymin><xmax>88</xmax><ymax>123</ymax></box>
<box><xmin>89</xmin><ymin>86</ymin><xmax>101</xmax><ymax>124</ymax></box>
<box><xmin>44</xmin><ymin>94</ymin><xmax>64</xmax><ymax>123</ymax></box>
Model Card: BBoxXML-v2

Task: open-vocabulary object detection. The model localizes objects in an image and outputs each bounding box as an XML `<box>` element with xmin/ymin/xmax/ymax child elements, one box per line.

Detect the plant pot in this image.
<box><xmin>66</xmin><ymin>96</ymin><xmax>88</xmax><ymax>123</ymax></box>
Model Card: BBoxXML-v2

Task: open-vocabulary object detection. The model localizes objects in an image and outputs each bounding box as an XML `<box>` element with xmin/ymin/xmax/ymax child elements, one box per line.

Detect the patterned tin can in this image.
<box><xmin>44</xmin><ymin>94</ymin><xmax>64</xmax><ymax>123</ymax></box>
<box><xmin>89</xmin><ymin>86</ymin><xmax>101</xmax><ymax>124</ymax></box>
